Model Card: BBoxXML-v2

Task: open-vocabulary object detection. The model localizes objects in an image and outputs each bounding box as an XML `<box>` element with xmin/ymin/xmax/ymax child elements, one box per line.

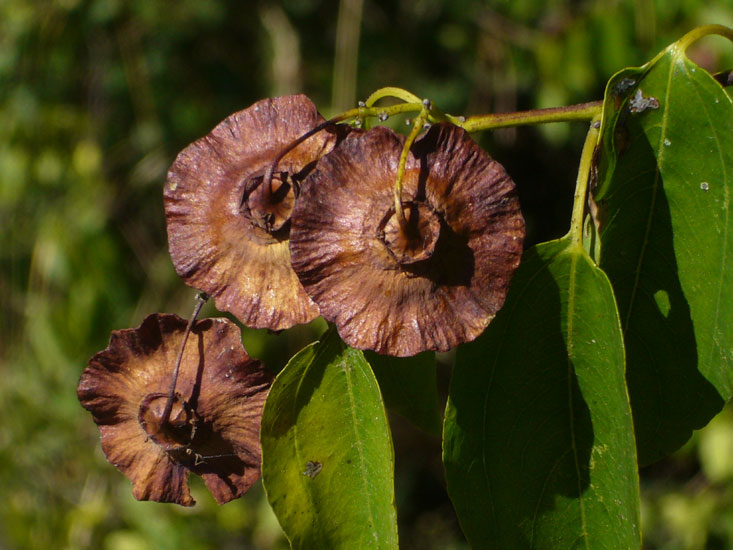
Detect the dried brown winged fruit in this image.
<box><xmin>165</xmin><ymin>95</ymin><xmax>344</xmax><ymax>330</ymax></box>
<box><xmin>77</xmin><ymin>313</ymin><xmax>272</xmax><ymax>506</ymax></box>
<box><xmin>289</xmin><ymin>123</ymin><xmax>524</xmax><ymax>357</ymax></box>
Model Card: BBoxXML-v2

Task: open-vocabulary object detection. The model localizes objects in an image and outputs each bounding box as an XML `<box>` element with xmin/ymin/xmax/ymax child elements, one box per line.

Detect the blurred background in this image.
<box><xmin>2</xmin><ymin>1</ymin><xmax>733</xmax><ymax>548</ymax></box>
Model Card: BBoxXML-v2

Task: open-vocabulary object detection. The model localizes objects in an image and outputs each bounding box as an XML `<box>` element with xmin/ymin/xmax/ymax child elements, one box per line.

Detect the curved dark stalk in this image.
<box><xmin>159</xmin><ymin>293</ymin><xmax>209</xmax><ymax>428</ymax></box>
<box><xmin>260</xmin><ymin>118</ymin><xmax>346</xmax><ymax>195</ymax></box>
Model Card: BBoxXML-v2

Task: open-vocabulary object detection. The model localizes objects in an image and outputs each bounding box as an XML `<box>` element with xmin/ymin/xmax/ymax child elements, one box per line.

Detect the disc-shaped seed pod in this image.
<box><xmin>77</xmin><ymin>313</ymin><xmax>272</xmax><ymax>506</ymax></box>
<box><xmin>165</xmin><ymin>95</ymin><xmax>344</xmax><ymax>330</ymax></box>
<box><xmin>289</xmin><ymin>124</ymin><xmax>524</xmax><ymax>357</ymax></box>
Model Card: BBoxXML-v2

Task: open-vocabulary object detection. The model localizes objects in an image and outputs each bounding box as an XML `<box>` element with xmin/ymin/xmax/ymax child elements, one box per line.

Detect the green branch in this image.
<box><xmin>460</xmin><ymin>101</ymin><xmax>602</xmax><ymax>133</ymax></box>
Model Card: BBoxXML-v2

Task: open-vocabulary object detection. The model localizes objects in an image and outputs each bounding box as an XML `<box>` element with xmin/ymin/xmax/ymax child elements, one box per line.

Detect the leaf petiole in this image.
<box><xmin>160</xmin><ymin>292</ymin><xmax>208</xmax><ymax>427</ymax></box>
<box><xmin>393</xmin><ymin>111</ymin><xmax>427</xmax><ymax>230</ymax></box>
<box><xmin>568</xmin><ymin>118</ymin><xmax>601</xmax><ymax>247</ymax></box>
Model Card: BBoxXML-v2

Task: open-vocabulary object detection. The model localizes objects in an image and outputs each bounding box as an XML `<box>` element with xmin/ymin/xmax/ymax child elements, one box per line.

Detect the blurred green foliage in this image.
<box><xmin>1</xmin><ymin>0</ymin><xmax>732</xmax><ymax>548</ymax></box>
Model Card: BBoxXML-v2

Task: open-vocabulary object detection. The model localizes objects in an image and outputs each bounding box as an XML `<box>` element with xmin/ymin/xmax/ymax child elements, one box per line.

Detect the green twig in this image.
<box><xmin>460</xmin><ymin>101</ymin><xmax>602</xmax><ymax>133</ymax></box>
<box><xmin>258</xmin><ymin>94</ymin><xmax>606</xmax><ymax>203</ymax></box>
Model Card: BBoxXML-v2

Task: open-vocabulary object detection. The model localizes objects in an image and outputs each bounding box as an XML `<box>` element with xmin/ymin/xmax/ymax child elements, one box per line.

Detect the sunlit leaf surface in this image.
<box><xmin>595</xmin><ymin>26</ymin><xmax>733</xmax><ymax>464</ymax></box>
<box><xmin>261</xmin><ymin>328</ymin><xmax>398</xmax><ymax>549</ymax></box>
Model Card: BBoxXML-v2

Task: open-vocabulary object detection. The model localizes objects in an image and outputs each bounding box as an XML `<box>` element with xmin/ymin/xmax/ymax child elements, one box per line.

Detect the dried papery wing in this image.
<box><xmin>77</xmin><ymin>313</ymin><xmax>272</xmax><ymax>506</ymax></box>
<box><xmin>289</xmin><ymin>124</ymin><xmax>524</xmax><ymax>357</ymax></box>
<box><xmin>165</xmin><ymin>95</ymin><xmax>344</xmax><ymax>330</ymax></box>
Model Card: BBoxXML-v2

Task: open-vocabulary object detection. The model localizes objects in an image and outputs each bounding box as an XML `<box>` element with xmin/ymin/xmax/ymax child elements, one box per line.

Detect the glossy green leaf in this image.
<box><xmin>443</xmin><ymin>239</ymin><xmax>640</xmax><ymax>550</ymax></box>
<box><xmin>595</xmin><ymin>25</ymin><xmax>733</xmax><ymax>464</ymax></box>
<box><xmin>260</xmin><ymin>327</ymin><xmax>398</xmax><ymax>550</ymax></box>
<box><xmin>365</xmin><ymin>351</ymin><xmax>442</xmax><ymax>437</ymax></box>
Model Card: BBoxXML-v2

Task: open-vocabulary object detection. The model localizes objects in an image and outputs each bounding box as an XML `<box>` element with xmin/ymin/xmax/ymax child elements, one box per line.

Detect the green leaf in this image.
<box><xmin>443</xmin><ymin>239</ymin><xmax>640</xmax><ymax>550</ymax></box>
<box><xmin>260</xmin><ymin>327</ymin><xmax>398</xmax><ymax>550</ymax></box>
<box><xmin>365</xmin><ymin>351</ymin><xmax>442</xmax><ymax>437</ymax></box>
<box><xmin>594</xmin><ymin>25</ymin><xmax>733</xmax><ymax>464</ymax></box>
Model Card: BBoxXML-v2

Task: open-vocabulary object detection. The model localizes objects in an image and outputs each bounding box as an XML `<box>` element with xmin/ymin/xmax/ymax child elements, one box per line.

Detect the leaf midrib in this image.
<box><xmin>291</xmin><ymin>337</ymin><xmax>389</xmax><ymax>548</ymax></box>
<box><xmin>527</xmin><ymin>245</ymin><xmax>591</xmax><ymax>549</ymax></box>
<box><xmin>564</xmin><ymin>247</ymin><xmax>591</xmax><ymax>550</ymax></box>
<box><xmin>343</xmin><ymin>353</ymin><xmax>381</xmax><ymax>545</ymax></box>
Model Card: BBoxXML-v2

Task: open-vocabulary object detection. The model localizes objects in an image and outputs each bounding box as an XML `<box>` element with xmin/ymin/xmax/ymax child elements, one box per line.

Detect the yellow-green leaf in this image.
<box><xmin>261</xmin><ymin>328</ymin><xmax>398</xmax><ymax>549</ymax></box>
